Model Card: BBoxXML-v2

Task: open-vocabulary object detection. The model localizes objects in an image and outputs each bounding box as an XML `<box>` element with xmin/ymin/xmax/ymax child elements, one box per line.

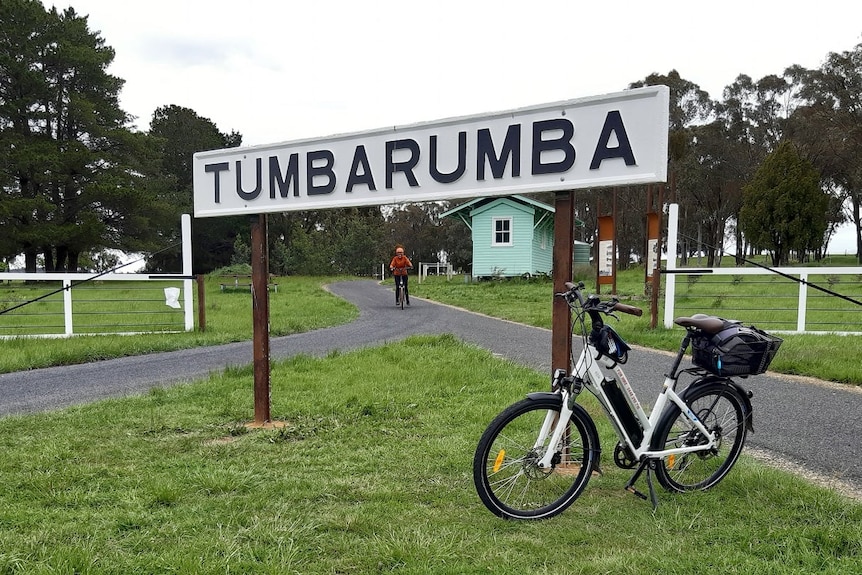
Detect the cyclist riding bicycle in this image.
<box><xmin>389</xmin><ymin>245</ymin><xmax>413</xmax><ymax>307</ymax></box>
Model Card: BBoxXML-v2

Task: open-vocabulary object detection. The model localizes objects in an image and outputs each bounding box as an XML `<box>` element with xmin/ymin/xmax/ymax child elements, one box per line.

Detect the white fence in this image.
<box><xmin>663</xmin><ymin>204</ymin><xmax>862</xmax><ymax>334</ymax></box>
<box><xmin>418</xmin><ymin>262</ymin><xmax>453</xmax><ymax>283</ymax></box>
<box><xmin>0</xmin><ymin>215</ymin><xmax>194</xmax><ymax>338</ymax></box>
<box><xmin>377</xmin><ymin>261</ymin><xmax>454</xmax><ymax>282</ymax></box>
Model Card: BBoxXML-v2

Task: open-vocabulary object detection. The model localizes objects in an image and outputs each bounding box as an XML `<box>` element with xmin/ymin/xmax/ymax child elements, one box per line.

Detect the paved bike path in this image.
<box><xmin>1</xmin><ymin>279</ymin><xmax>860</xmax><ymax>498</ymax></box>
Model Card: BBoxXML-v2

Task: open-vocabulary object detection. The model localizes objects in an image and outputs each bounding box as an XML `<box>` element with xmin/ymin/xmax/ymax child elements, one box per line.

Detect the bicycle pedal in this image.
<box><xmin>625</xmin><ymin>486</ymin><xmax>648</xmax><ymax>501</ymax></box>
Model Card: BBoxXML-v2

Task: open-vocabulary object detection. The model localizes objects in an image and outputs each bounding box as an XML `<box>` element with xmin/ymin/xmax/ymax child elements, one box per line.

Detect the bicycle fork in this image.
<box><xmin>535</xmin><ymin>390</ymin><xmax>575</xmax><ymax>469</ymax></box>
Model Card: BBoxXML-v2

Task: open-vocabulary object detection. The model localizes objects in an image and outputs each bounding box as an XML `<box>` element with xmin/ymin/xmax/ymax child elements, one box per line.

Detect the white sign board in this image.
<box><xmin>598</xmin><ymin>240</ymin><xmax>615</xmax><ymax>277</ymax></box>
<box><xmin>193</xmin><ymin>86</ymin><xmax>669</xmax><ymax>217</ymax></box>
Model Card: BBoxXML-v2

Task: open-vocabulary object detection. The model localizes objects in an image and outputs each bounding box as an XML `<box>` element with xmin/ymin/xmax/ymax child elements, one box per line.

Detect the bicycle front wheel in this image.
<box><xmin>652</xmin><ymin>382</ymin><xmax>748</xmax><ymax>493</ymax></box>
<box><xmin>473</xmin><ymin>396</ymin><xmax>598</xmax><ymax>520</ymax></box>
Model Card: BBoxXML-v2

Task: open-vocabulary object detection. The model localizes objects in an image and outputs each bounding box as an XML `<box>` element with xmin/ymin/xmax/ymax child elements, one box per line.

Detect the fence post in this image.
<box><xmin>663</xmin><ymin>203</ymin><xmax>679</xmax><ymax>328</ymax></box>
<box><xmin>197</xmin><ymin>274</ymin><xmax>206</xmax><ymax>332</ymax></box>
<box><xmin>63</xmin><ymin>279</ymin><xmax>73</xmax><ymax>336</ymax></box>
<box><xmin>181</xmin><ymin>214</ymin><xmax>194</xmax><ymax>331</ymax></box>
<box><xmin>797</xmin><ymin>272</ymin><xmax>808</xmax><ymax>332</ymax></box>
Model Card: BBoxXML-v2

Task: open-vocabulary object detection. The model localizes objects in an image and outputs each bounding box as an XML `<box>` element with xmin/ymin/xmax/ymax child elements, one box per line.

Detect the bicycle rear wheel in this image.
<box><xmin>652</xmin><ymin>382</ymin><xmax>748</xmax><ymax>492</ymax></box>
<box><xmin>473</xmin><ymin>396</ymin><xmax>598</xmax><ymax>520</ymax></box>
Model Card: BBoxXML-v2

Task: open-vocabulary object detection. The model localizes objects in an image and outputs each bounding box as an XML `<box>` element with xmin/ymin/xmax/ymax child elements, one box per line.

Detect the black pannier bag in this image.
<box><xmin>691</xmin><ymin>319</ymin><xmax>783</xmax><ymax>377</ymax></box>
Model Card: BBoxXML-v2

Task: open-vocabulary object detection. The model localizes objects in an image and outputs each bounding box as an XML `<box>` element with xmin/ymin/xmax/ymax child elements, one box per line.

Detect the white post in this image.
<box><xmin>797</xmin><ymin>271</ymin><xmax>808</xmax><ymax>332</ymax></box>
<box><xmin>663</xmin><ymin>203</ymin><xmax>679</xmax><ymax>329</ymax></box>
<box><xmin>63</xmin><ymin>279</ymin><xmax>73</xmax><ymax>336</ymax></box>
<box><xmin>181</xmin><ymin>214</ymin><xmax>194</xmax><ymax>331</ymax></box>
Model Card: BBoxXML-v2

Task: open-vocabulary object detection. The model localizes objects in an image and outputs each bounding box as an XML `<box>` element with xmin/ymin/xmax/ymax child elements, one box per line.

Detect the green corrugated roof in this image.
<box><xmin>439</xmin><ymin>195</ymin><xmax>554</xmax><ymax>219</ymax></box>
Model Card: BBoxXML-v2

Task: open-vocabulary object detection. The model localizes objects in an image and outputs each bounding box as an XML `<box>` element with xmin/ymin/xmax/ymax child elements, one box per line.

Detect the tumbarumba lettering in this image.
<box><xmin>204</xmin><ymin>112</ymin><xmax>635</xmax><ymax>204</ymax></box>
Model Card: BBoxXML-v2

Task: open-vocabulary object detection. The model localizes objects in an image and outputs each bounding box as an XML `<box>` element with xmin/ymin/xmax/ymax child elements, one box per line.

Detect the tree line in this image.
<box><xmin>2</xmin><ymin>0</ymin><xmax>860</xmax><ymax>275</ymax></box>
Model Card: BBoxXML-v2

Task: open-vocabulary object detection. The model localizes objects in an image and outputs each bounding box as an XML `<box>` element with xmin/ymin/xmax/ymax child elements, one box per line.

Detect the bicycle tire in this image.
<box><xmin>651</xmin><ymin>382</ymin><xmax>748</xmax><ymax>493</ymax></box>
<box><xmin>400</xmin><ymin>284</ymin><xmax>405</xmax><ymax>310</ymax></box>
<box><xmin>473</xmin><ymin>395</ymin><xmax>598</xmax><ymax>520</ymax></box>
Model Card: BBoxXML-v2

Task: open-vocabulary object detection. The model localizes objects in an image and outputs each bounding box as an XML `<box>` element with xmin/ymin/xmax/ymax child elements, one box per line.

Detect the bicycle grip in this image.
<box><xmin>613</xmin><ymin>302</ymin><xmax>643</xmax><ymax>317</ymax></box>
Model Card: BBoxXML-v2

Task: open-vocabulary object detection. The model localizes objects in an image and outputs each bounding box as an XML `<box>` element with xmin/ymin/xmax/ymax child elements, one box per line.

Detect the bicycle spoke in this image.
<box><xmin>654</xmin><ymin>384</ymin><xmax>747</xmax><ymax>492</ymax></box>
<box><xmin>474</xmin><ymin>397</ymin><xmax>595</xmax><ymax>519</ymax></box>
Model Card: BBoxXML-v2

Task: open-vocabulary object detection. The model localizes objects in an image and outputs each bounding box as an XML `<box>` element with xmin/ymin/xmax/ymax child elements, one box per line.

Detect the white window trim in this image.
<box><xmin>492</xmin><ymin>217</ymin><xmax>513</xmax><ymax>246</ymax></box>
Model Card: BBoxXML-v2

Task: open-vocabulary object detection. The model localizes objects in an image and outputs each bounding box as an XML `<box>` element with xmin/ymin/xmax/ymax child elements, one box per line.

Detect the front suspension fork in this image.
<box><xmin>536</xmin><ymin>391</ymin><xmax>574</xmax><ymax>469</ymax></box>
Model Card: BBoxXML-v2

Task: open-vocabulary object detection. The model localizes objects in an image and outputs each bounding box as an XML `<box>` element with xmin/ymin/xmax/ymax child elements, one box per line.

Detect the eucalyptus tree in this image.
<box><xmin>265</xmin><ymin>207</ymin><xmax>387</xmax><ymax>276</ymax></box>
<box><xmin>326</xmin><ymin>207</ymin><xmax>388</xmax><ymax>275</ymax></box>
<box><xmin>387</xmin><ymin>203</ymin><xmax>450</xmax><ymax>264</ymax></box>
<box><xmin>787</xmin><ymin>43</ymin><xmax>862</xmax><ymax>262</ymax></box>
<box><xmin>673</xmin><ymin>120</ymin><xmax>746</xmax><ymax>266</ymax></box>
<box><xmin>628</xmin><ymin>71</ymin><xmax>714</xmax><ymax>265</ymax></box>
<box><xmin>709</xmin><ymin>72</ymin><xmax>804</xmax><ymax>262</ymax></box>
<box><xmin>147</xmin><ymin>104</ymin><xmax>244</xmax><ymax>273</ymax></box>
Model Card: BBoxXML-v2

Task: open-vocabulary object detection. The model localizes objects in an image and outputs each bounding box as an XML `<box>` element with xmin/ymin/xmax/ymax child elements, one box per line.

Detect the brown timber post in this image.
<box><xmin>551</xmin><ymin>191</ymin><xmax>575</xmax><ymax>376</ymax></box>
<box><xmin>612</xmin><ymin>187</ymin><xmax>618</xmax><ymax>294</ymax></box>
<box><xmin>251</xmin><ymin>213</ymin><xmax>271</xmax><ymax>425</ymax></box>
<box><xmin>196</xmin><ymin>274</ymin><xmax>206</xmax><ymax>332</ymax></box>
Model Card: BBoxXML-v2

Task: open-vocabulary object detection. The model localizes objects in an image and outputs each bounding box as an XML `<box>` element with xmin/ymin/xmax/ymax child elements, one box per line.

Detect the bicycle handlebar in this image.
<box><xmin>558</xmin><ymin>281</ymin><xmax>643</xmax><ymax>317</ymax></box>
<box><xmin>612</xmin><ymin>302</ymin><xmax>643</xmax><ymax>317</ymax></box>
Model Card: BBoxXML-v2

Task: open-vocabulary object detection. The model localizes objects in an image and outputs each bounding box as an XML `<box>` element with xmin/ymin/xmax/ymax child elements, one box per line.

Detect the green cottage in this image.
<box><xmin>441</xmin><ymin>195</ymin><xmax>557</xmax><ymax>280</ymax></box>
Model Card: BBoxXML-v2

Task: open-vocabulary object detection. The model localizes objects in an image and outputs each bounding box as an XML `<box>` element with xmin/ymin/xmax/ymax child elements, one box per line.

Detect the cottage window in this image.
<box><xmin>492</xmin><ymin>218</ymin><xmax>512</xmax><ymax>246</ymax></box>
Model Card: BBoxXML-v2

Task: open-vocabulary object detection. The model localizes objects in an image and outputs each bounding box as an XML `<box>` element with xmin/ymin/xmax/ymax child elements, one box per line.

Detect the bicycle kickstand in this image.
<box><xmin>624</xmin><ymin>458</ymin><xmax>660</xmax><ymax>510</ymax></box>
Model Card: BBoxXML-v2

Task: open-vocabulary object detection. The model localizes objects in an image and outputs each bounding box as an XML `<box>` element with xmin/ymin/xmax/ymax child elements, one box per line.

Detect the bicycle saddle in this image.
<box><xmin>674</xmin><ymin>314</ymin><xmax>726</xmax><ymax>335</ymax></box>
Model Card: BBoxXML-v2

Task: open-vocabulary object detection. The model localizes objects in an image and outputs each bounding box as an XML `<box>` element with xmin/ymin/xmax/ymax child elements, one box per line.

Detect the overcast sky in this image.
<box><xmin>45</xmin><ymin>0</ymin><xmax>862</xmax><ymax>145</ymax></box>
<box><xmin>42</xmin><ymin>0</ymin><xmax>862</xmax><ymax>252</ymax></box>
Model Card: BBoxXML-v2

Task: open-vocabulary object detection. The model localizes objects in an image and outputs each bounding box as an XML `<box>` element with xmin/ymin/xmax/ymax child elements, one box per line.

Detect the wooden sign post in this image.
<box><xmin>250</xmin><ymin>213</ymin><xmax>271</xmax><ymax>426</ymax></box>
<box><xmin>551</xmin><ymin>191</ymin><xmax>575</xmax><ymax>375</ymax></box>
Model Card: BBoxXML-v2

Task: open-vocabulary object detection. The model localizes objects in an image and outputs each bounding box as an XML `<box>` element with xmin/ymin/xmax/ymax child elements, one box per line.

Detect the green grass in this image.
<box><xmin>0</xmin><ymin>334</ymin><xmax>859</xmax><ymax>574</ymax></box>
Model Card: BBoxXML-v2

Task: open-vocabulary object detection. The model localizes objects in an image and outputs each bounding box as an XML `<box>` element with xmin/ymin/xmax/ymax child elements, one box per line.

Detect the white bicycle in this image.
<box><xmin>473</xmin><ymin>281</ymin><xmax>782</xmax><ymax>519</ymax></box>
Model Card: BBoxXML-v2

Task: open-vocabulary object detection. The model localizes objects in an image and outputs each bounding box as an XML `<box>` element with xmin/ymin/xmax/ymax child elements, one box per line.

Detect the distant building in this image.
<box><xmin>440</xmin><ymin>195</ymin><xmax>557</xmax><ymax>279</ymax></box>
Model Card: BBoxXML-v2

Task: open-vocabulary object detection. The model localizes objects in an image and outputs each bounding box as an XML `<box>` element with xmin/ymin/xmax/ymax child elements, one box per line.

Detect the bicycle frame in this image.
<box><xmin>535</xmin><ymin>335</ymin><xmax>718</xmax><ymax>470</ymax></box>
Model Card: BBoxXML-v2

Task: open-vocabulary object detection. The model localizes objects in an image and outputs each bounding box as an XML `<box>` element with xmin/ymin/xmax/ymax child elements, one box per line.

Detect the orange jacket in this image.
<box><xmin>389</xmin><ymin>254</ymin><xmax>413</xmax><ymax>276</ymax></box>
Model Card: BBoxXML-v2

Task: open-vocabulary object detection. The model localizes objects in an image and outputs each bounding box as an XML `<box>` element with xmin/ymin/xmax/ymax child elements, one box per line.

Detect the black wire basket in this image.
<box><xmin>692</xmin><ymin>323</ymin><xmax>783</xmax><ymax>377</ymax></box>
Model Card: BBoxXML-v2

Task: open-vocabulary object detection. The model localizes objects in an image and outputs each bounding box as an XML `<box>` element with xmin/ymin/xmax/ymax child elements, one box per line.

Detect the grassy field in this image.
<box><xmin>0</xmin><ymin>334</ymin><xmax>859</xmax><ymax>574</ymax></box>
